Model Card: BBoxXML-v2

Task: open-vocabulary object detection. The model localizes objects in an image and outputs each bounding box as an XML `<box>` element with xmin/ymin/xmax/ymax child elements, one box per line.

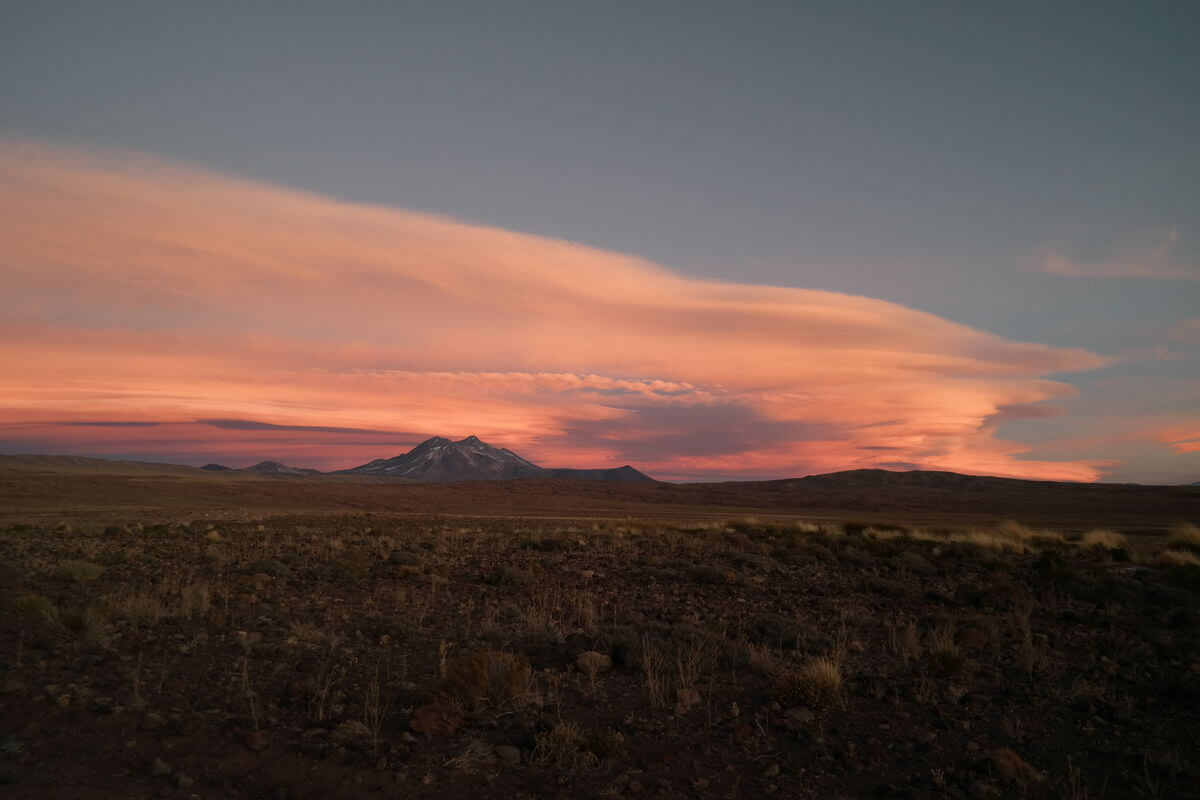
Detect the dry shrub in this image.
<box><xmin>12</xmin><ymin>593</ymin><xmax>54</xmax><ymax>619</ymax></box>
<box><xmin>533</xmin><ymin>722</ymin><xmax>625</xmax><ymax>769</ymax></box>
<box><xmin>1158</xmin><ymin>549</ymin><xmax>1200</xmax><ymax>567</ymax></box>
<box><xmin>1081</xmin><ymin>529</ymin><xmax>1126</xmax><ymax>550</ymax></box>
<box><xmin>59</xmin><ymin>559</ymin><xmax>104</xmax><ymax>582</ymax></box>
<box><xmin>433</xmin><ymin>650</ymin><xmax>538</xmax><ymax>712</ymax></box>
<box><xmin>775</xmin><ymin>656</ymin><xmax>843</xmax><ymax>709</ymax></box>
<box><xmin>887</xmin><ymin>618</ymin><xmax>922</xmax><ymax>663</ymax></box>
<box><xmin>179</xmin><ymin>582</ymin><xmax>211</xmax><ymax>618</ymax></box>
<box><xmin>1168</xmin><ymin>523</ymin><xmax>1200</xmax><ymax>553</ymax></box>
<box><xmin>445</xmin><ymin>737</ymin><xmax>497</xmax><ymax>773</ymax></box>
<box><xmin>638</xmin><ymin>634</ymin><xmax>719</xmax><ymax>708</ymax></box>
<box><xmin>927</xmin><ymin>624</ymin><xmax>964</xmax><ymax>675</ymax></box>
<box><xmin>112</xmin><ymin>591</ymin><xmax>166</xmax><ymax>625</ymax></box>
<box><xmin>45</xmin><ymin>605</ymin><xmax>110</xmax><ymax>645</ymax></box>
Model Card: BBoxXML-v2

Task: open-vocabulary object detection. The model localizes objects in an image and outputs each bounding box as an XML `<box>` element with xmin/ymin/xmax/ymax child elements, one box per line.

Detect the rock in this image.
<box><xmin>176</xmin><ymin>773</ymin><xmax>194</xmax><ymax>789</ymax></box>
<box><xmin>576</xmin><ymin>651</ymin><xmax>613</xmax><ymax>675</ymax></box>
<box><xmin>141</xmin><ymin>712</ymin><xmax>163</xmax><ymax>731</ymax></box>
<box><xmin>762</xmin><ymin>763</ymin><xmax>780</xmax><ymax>778</ymax></box>
<box><xmin>674</xmin><ymin>687</ymin><xmax>701</xmax><ymax>716</ymax></box>
<box><xmin>251</xmin><ymin>572</ymin><xmax>274</xmax><ymax>588</ymax></box>
<box><xmin>409</xmin><ymin>704</ymin><xmax>465</xmax><ymax>736</ymax></box>
<box><xmin>333</xmin><ymin>720</ymin><xmax>371</xmax><ymax>741</ymax></box>
<box><xmin>968</xmin><ymin>780</ymin><xmax>995</xmax><ymax>798</ymax></box>
<box><xmin>987</xmin><ymin>747</ymin><xmax>1039</xmax><ymax>783</ymax></box>
<box><xmin>150</xmin><ymin>757</ymin><xmax>172</xmax><ymax>776</ymax></box>
<box><xmin>243</xmin><ymin>730</ymin><xmax>268</xmax><ymax>751</ymax></box>
<box><xmin>961</xmin><ymin>628</ymin><xmax>989</xmax><ymax>650</ymax></box>
<box><xmin>495</xmin><ymin>744</ymin><xmax>521</xmax><ymax>766</ymax></box>
<box><xmin>784</xmin><ymin>705</ymin><xmax>815</xmax><ymax>724</ymax></box>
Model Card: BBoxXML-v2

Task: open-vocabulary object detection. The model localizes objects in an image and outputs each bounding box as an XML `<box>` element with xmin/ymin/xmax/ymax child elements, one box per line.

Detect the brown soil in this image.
<box><xmin>1</xmin><ymin>468</ymin><xmax>1198</xmax><ymax>798</ymax></box>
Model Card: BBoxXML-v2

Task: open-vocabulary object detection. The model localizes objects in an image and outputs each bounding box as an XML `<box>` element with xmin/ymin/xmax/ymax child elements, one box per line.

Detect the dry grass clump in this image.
<box><xmin>774</xmin><ymin>656</ymin><xmax>844</xmax><ymax>709</ymax></box>
<box><xmin>1080</xmin><ymin>529</ymin><xmax>1126</xmax><ymax>550</ymax></box>
<box><xmin>11</xmin><ymin>593</ymin><xmax>55</xmax><ymax>619</ymax></box>
<box><xmin>638</xmin><ymin>634</ymin><xmax>720</xmax><ymax>708</ymax></box>
<box><xmin>445</xmin><ymin>737</ymin><xmax>497</xmax><ymax>773</ymax></box>
<box><xmin>433</xmin><ymin>650</ymin><xmax>539</xmax><ymax>712</ymax></box>
<box><xmin>111</xmin><ymin>591</ymin><xmax>166</xmax><ymax>624</ymax></box>
<box><xmin>1158</xmin><ymin>549</ymin><xmax>1200</xmax><ymax>567</ymax></box>
<box><xmin>58</xmin><ymin>559</ymin><xmax>104</xmax><ymax>582</ymax></box>
<box><xmin>533</xmin><ymin>722</ymin><xmax>625</xmax><ymax>769</ymax></box>
<box><xmin>886</xmin><ymin>617</ymin><xmax>922</xmax><ymax>663</ymax></box>
<box><xmin>44</xmin><ymin>605</ymin><xmax>110</xmax><ymax>645</ymax></box>
<box><xmin>1168</xmin><ymin>523</ymin><xmax>1200</xmax><ymax>553</ymax></box>
<box><xmin>927</xmin><ymin>624</ymin><xmax>964</xmax><ymax>675</ymax></box>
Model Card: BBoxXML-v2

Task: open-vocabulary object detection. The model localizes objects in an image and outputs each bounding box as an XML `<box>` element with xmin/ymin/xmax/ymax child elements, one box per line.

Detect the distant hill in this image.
<box><xmin>244</xmin><ymin>461</ymin><xmax>322</xmax><ymax>477</ymax></box>
<box><xmin>540</xmin><ymin>466</ymin><xmax>654</xmax><ymax>482</ymax></box>
<box><xmin>337</xmin><ymin>435</ymin><xmax>654</xmax><ymax>482</ymax></box>
<box><xmin>200</xmin><ymin>463</ymin><xmax>232</xmax><ymax>471</ymax></box>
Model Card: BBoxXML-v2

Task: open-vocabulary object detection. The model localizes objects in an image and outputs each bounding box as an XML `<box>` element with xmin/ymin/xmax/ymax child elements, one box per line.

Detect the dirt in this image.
<box><xmin>1</xmin><ymin>476</ymin><xmax>1199</xmax><ymax>798</ymax></box>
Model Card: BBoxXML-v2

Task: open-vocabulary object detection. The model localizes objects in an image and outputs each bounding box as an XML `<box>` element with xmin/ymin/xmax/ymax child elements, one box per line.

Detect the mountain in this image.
<box><xmin>244</xmin><ymin>460</ymin><xmax>322</xmax><ymax>476</ymax></box>
<box><xmin>338</xmin><ymin>435</ymin><xmax>654</xmax><ymax>482</ymax></box>
<box><xmin>200</xmin><ymin>463</ymin><xmax>231</xmax><ymax>471</ymax></box>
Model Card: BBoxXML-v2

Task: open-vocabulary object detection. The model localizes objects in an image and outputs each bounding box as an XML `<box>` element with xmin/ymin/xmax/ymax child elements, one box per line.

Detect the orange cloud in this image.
<box><xmin>1158</xmin><ymin>424</ymin><xmax>1200</xmax><ymax>455</ymax></box>
<box><xmin>0</xmin><ymin>141</ymin><xmax>1114</xmax><ymax>479</ymax></box>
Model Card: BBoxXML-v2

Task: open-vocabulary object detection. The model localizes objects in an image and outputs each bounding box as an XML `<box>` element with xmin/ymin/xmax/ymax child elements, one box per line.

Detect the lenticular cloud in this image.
<box><xmin>0</xmin><ymin>141</ymin><xmax>1111</xmax><ymax>479</ymax></box>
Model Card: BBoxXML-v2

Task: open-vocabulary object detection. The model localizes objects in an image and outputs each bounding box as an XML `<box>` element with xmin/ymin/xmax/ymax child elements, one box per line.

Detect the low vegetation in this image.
<box><xmin>0</xmin><ymin>513</ymin><xmax>1197</xmax><ymax>799</ymax></box>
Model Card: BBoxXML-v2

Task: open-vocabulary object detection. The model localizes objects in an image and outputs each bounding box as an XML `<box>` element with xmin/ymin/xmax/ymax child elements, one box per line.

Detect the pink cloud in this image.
<box><xmin>0</xmin><ymin>141</ymin><xmax>1115</xmax><ymax>480</ymax></box>
<box><xmin>1032</xmin><ymin>228</ymin><xmax>1199</xmax><ymax>280</ymax></box>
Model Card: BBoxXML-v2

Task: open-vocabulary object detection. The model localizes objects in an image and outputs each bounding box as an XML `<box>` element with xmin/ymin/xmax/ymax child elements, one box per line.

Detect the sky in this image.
<box><xmin>0</xmin><ymin>1</ymin><xmax>1197</xmax><ymax>483</ymax></box>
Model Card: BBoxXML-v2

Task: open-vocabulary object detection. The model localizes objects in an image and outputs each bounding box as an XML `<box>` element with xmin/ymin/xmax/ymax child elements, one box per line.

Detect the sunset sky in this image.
<box><xmin>1</xmin><ymin>3</ymin><xmax>1197</xmax><ymax>483</ymax></box>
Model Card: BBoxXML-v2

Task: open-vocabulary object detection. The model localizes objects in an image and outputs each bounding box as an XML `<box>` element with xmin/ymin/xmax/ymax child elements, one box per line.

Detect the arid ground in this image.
<box><xmin>2</xmin><ymin>460</ymin><xmax>1199</xmax><ymax>798</ymax></box>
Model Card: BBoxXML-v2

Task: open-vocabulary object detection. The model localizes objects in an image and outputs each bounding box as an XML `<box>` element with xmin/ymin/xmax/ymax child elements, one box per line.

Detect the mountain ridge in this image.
<box><xmin>335</xmin><ymin>435</ymin><xmax>653</xmax><ymax>482</ymax></box>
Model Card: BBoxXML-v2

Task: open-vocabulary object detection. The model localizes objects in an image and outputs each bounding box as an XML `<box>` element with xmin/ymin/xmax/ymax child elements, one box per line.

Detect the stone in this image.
<box><xmin>141</xmin><ymin>713</ymin><xmax>163</xmax><ymax>731</ymax></box>
<box><xmin>784</xmin><ymin>705</ymin><xmax>815</xmax><ymax>724</ymax></box>
<box><xmin>576</xmin><ymin>651</ymin><xmax>613</xmax><ymax>675</ymax></box>
<box><xmin>176</xmin><ymin>773</ymin><xmax>194</xmax><ymax>789</ymax></box>
<box><xmin>674</xmin><ymin>687</ymin><xmax>701</xmax><ymax>716</ymax></box>
<box><xmin>150</xmin><ymin>757</ymin><xmax>172</xmax><ymax>776</ymax></box>
<box><xmin>409</xmin><ymin>703</ymin><xmax>465</xmax><ymax>736</ymax></box>
<box><xmin>495</xmin><ymin>744</ymin><xmax>521</xmax><ymax>766</ymax></box>
<box><xmin>968</xmin><ymin>779</ymin><xmax>996</xmax><ymax>798</ymax></box>
<box><xmin>762</xmin><ymin>763</ymin><xmax>780</xmax><ymax>778</ymax></box>
<box><xmin>333</xmin><ymin>720</ymin><xmax>371</xmax><ymax>741</ymax></box>
<box><xmin>987</xmin><ymin>748</ymin><xmax>1038</xmax><ymax>783</ymax></box>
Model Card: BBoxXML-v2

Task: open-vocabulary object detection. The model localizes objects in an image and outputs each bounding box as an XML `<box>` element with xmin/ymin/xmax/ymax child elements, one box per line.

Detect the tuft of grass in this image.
<box><xmin>775</xmin><ymin>656</ymin><xmax>844</xmax><ymax>709</ymax></box>
<box><xmin>433</xmin><ymin>650</ymin><xmax>539</xmax><ymax>712</ymax></box>
<box><xmin>12</xmin><ymin>593</ymin><xmax>55</xmax><ymax>619</ymax></box>
<box><xmin>1081</xmin><ymin>529</ymin><xmax>1127</xmax><ymax>550</ymax></box>
<box><xmin>112</xmin><ymin>591</ymin><xmax>166</xmax><ymax>625</ymax></box>
<box><xmin>44</xmin><ymin>605</ymin><xmax>110</xmax><ymax>645</ymax></box>
<box><xmin>1168</xmin><ymin>523</ymin><xmax>1200</xmax><ymax>554</ymax></box>
<box><xmin>59</xmin><ymin>559</ymin><xmax>104</xmax><ymax>582</ymax></box>
<box><xmin>445</xmin><ymin>737</ymin><xmax>497</xmax><ymax>773</ymax></box>
<box><xmin>927</xmin><ymin>624</ymin><xmax>964</xmax><ymax>675</ymax></box>
<box><xmin>533</xmin><ymin>722</ymin><xmax>625</xmax><ymax>769</ymax></box>
<box><xmin>1158</xmin><ymin>549</ymin><xmax>1200</xmax><ymax>567</ymax></box>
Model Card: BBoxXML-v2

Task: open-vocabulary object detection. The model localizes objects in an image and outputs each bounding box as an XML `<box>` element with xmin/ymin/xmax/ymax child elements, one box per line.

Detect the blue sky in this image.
<box><xmin>1</xmin><ymin>2</ymin><xmax>1197</xmax><ymax>482</ymax></box>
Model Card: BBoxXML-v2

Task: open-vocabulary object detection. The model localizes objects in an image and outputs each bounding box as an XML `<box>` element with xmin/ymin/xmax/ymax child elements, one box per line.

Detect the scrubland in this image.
<box><xmin>2</xmin><ymin>515</ymin><xmax>1199</xmax><ymax>799</ymax></box>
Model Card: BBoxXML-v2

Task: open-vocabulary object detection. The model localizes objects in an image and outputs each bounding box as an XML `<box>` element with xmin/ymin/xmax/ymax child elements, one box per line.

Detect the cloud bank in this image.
<box><xmin>0</xmin><ymin>141</ymin><xmax>1113</xmax><ymax>479</ymax></box>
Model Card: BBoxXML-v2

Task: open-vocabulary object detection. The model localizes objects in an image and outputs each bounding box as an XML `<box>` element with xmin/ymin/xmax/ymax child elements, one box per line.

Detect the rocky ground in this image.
<box><xmin>1</xmin><ymin>513</ymin><xmax>1199</xmax><ymax>799</ymax></box>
